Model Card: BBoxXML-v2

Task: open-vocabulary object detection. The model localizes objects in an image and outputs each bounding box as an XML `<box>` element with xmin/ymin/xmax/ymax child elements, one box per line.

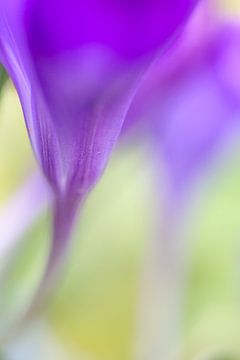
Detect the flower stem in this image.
<box><xmin>0</xmin><ymin>193</ymin><xmax>83</xmax><ymax>346</ymax></box>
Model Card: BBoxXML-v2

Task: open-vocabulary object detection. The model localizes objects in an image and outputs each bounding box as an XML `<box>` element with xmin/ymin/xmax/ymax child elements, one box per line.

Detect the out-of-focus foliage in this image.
<box><xmin>183</xmin><ymin>137</ymin><xmax>240</xmax><ymax>359</ymax></box>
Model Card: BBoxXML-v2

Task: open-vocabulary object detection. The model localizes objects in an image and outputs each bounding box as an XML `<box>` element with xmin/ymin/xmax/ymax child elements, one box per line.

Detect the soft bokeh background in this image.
<box><xmin>1</xmin><ymin>1</ymin><xmax>240</xmax><ymax>359</ymax></box>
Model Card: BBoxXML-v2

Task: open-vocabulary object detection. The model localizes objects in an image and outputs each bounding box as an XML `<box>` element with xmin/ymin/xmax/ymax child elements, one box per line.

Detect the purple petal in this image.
<box><xmin>155</xmin><ymin>26</ymin><xmax>240</xmax><ymax>190</ymax></box>
<box><xmin>25</xmin><ymin>0</ymin><xmax>197</xmax><ymax>59</ymax></box>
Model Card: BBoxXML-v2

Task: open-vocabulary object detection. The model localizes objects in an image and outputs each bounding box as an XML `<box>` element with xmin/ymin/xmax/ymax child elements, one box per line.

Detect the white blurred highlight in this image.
<box><xmin>0</xmin><ymin>173</ymin><xmax>49</xmax><ymax>267</ymax></box>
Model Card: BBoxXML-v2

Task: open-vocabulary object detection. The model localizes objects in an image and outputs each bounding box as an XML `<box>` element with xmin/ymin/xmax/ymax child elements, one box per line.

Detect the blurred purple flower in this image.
<box><xmin>0</xmin><ymin>0</ymin><xmax>198</xmax><ymax>310</ymax></box>
<box><xmin>125</xmin><ymin>8</ymin><xmax>240</xmax><ymax>355</ymax></box>
<box><xmin>126</xmin><ymin>4</ymin><xmax>240</xmax><ymax>198</ymax></box>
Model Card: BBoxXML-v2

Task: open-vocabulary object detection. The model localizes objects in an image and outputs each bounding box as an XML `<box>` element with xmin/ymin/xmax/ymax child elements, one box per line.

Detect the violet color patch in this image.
<box><xmin>25</xmin><ymin>0</ymin><xmax>196</xmax><ymax>59</ymax></box>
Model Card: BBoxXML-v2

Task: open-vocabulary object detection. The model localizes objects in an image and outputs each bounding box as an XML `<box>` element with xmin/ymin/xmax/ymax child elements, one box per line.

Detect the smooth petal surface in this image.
<box><xmin>0</xmin><ymin>0</ymin><xmax>60</xmax><ymax>189</ymax></box>
<box><xmin>25</xmin><ymin>0</ymin><xmax>197</xmax><ymax>59</ymax></box>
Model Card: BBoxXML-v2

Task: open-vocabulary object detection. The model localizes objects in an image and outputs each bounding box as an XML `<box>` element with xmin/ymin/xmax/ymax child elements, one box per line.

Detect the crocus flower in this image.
<box><xmin>125</xmin><ymin>4</ymin><xmax>240</xmax><ymax>357</ymax></box>
<box><xmin>127</xmin><ymin>3</ymin><xmax>240</xmax><ymax>201</ymax></box>
<box><xmin>0</xmin><ymin>0</ymin><xmax>198</xmax><ymax>314</ymax></box>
